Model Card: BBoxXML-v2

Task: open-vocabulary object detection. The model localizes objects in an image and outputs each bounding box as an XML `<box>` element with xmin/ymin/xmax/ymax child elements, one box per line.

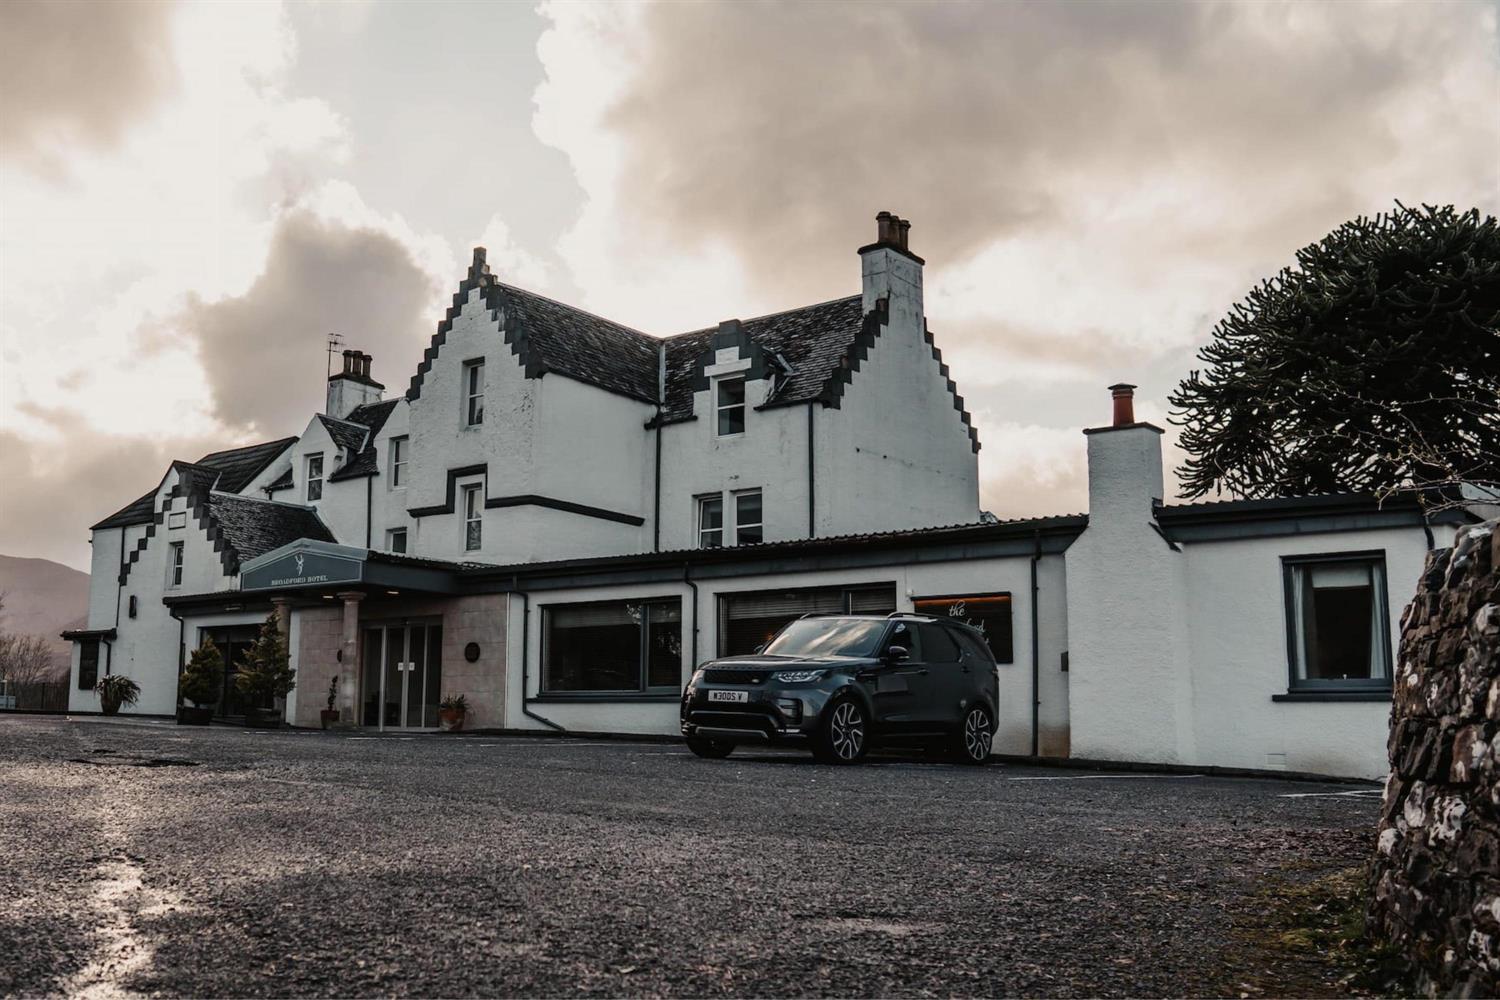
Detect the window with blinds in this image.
<box><xmin>717</xmin><ymin>583</ymin><xmax>896</xmax><ymax>656</ymax></box>
<box><xmin>542</xmin><ymin>598</ymin><xmax>683</xmax><ymax>694</ymax></box>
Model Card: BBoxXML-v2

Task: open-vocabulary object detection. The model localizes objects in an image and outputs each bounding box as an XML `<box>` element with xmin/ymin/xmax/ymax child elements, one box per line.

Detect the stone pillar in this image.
<box><xmin>337</xmin><ymin>591</ymin><xmax>365</xmax><ymax>725</ymax></box>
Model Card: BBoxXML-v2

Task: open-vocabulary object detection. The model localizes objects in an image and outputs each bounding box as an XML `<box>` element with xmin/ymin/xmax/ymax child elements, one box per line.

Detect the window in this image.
<box><xmin>386</xmin><ymin>528</ymin><xmax>408</xmax><ymax>554</ymax></box>
<box><xmin>1283</xmin><ymin>553</ymin><xmax>1392</xmax><ymax>691</ymax></box>
<box><xmin>464</xmin><ymin>360</ymin><xmax>485</xmax><ymax>426</ymax></box>
<box><xmin>698</xmin><ymin>495</ymin><xmax>724</xmax><ymax>548</ymax></box>
<box><xmin>542</xmin><ymin>599</ymin><xmax>683</xmax><ymax>694</ymax></box>
<box><xmin>718</xmin><ymin>584</ymin><xmax>896</xmax><ymax>656</ymax></box>
<box><xmin>167</xmin><ymin>542</ymin><xmax>184</xmax><ymax>588</ymax></box>
<box><xmin>735</xmin><ymin>489</ymin><xmax>763</xmax><ymax>545</ymax></box>
<box><xmin>389</xmin><ymin>436</ymin><xmax>408</xmax><ymax>488</ymax></box>
<box><xmin>913</xmin><ymin>593</ymin><xmax>1015</xmax><ymax>664</ymax></box>
<box><xmin>917</xmin><ymin>623</ymin><xmax>962</xmax><ymax>663</ymax></box>
<box><xmin>78</xmin><ymin>639</ymin><xmax>99</xmax><ymax>690</ymax></box>
<box><xmin>462</xmin><ymin>483</ymin><xmax>483</xmax><ymax>551</ymax></box>
<box><xmin>716</xmin><ymin>376</ymin><xmax>745</xmax><ymax>436</ymax></box>
<box><xmin>305</xmin><ymin>454</ymin><xmax>323</xmax><ymax>501</ymax></box>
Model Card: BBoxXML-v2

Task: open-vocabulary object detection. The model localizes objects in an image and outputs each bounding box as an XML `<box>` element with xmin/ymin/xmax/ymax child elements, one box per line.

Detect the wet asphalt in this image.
<box><xmin>0</xmin><ymin>715</ymin><xmax>1380</xmax><ymax>998</ymax></box>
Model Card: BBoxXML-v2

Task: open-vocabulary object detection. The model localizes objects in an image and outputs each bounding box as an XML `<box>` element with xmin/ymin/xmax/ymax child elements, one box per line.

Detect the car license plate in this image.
<box><xmin>708</xmin><ymin>690</ymin><xmax>748</xmax><ymax>703</ymax></box>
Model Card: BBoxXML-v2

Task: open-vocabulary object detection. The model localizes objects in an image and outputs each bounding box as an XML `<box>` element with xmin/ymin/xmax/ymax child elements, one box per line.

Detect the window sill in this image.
<box><xmin>1271</xmin><ymin>690</ymin><xmax>1392</xmax><ymax>703</ymax></box>
<box><xmin>531</xmin><ymin>694</ymin><xmax>681</xmax><ymax>704</ymax></box>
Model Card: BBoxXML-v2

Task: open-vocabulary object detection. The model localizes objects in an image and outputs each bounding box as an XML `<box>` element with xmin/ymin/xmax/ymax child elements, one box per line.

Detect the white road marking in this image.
<box><xmin>1007</xmin><ymin>773</ymin><xmax>1205</xmax><ymax>781</ymax></box>
<box><xmin>1277</xmin><ymin>788</ymin><xmax>1382</xmax><ymax>799</ymax></box>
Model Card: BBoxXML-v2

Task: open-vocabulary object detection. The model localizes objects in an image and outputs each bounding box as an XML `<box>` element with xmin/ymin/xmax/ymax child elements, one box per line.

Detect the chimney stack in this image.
<box><xmin>326</xmin><ymin>347</ymin><xmax>384</xmax><ymax>418</ymax></box>
<box><xmin>1110</xmin><ymin>383</ymin><xmax>1136</xmax><ymax>427</ymax></box>
<box><xmin>858</xmin><ymin>210</ymin><xmax>925</xmax><ymax>314</ymax></box>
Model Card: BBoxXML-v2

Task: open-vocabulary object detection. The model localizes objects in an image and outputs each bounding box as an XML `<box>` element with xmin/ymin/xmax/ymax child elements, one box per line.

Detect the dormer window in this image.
<box><xmin>464</xmin><ymin>360</ymin><xmax>485</xmax><ymax>426</ymax></box>
<box><xmin>305</xmin><ymin>455</ymin><xmax>323</xmax><ymax>502</ymax></box>
<box><xmin>716</xmin><ymin>376</ymin><xmax>745</xmax><ymax>436</ymax></box>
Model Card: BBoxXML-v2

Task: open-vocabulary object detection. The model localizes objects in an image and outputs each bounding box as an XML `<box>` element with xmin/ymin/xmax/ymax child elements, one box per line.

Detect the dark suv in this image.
<box><xmin>681</xmin><ymin>614</ymin><xmax>1000</xmax><ymax>764</ymax></box>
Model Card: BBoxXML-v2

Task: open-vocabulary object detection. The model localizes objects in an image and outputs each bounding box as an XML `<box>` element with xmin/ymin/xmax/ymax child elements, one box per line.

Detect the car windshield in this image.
<box><xmin>763</xmin><ymin>618</ymin><xmax>887</xmax><ymax>658</ymax></box>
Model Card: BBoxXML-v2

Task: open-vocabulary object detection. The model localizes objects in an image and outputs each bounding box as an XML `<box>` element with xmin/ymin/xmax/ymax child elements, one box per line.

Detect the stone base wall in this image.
<box><xmin>1371</xmin><ymin>519</ymin><xmax>1500</xmax><ymax>995</ymax></box>
<box><xmin>293</xmin><ymin>607</ymin><xmax>345</xmax><ymax>727</ymax></box>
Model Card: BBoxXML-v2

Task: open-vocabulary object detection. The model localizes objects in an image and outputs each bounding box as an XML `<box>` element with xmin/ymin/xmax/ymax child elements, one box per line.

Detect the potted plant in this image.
<box><xmin>177</xmin><ymin>638</ymin><xmax>221</xmax><ymax>726</ymax></box>
<box><xmin>320</xmin><ymin>677</ymin><xmax>340</xmax><ymax>729</ymax></box>
<box><xmin>438</xmin><ymin>693</ymin><xmax>468</xmax><ymax>732</ymax></box>
<box><xmin>234</xmin><ymin>613</ymin><xmax>295</xmax><ymax>728</ymax></box>
<box><xmin>95</xmin><ymin>674</ymin><xmax>141</xmax><ymax>716</ymax></box>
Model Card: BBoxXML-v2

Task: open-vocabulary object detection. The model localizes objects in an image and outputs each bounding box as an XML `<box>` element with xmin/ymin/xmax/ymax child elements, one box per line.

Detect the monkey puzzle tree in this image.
<box><xmin>1170</xmin><ymin>203</ymin><xmax>1499</xmax><ymax>507</ymax></box>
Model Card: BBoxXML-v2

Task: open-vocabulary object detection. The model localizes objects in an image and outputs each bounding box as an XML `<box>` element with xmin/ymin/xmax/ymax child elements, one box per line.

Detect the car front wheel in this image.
<box><xmin>814</xmin><ymin>698</ymin><xmax>868</xmax><ymax>764</ymax></box>
<box><xmin>953</xmin><ymin>705</ymin><xmax>993</xmax><ymax>765</ymax></box>
<box><xmin>686</xmin><ymin>736</ymin><xmax>734</xmax><ymax>759</ymax></box>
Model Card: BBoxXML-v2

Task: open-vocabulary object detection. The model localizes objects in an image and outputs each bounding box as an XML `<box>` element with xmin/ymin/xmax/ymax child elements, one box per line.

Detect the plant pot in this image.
<box><xmin>319</xmin><ymin>708</ymin><xmax>339</xmax><ymax>730</ymax></box>
<box><xmin>177</xmin><ymin>705</ymin><xmax>212</xmax><ymax>726</ymax></box>
<box><xmin>100</xmin><ymin>696</ymin><xmax>122</xmax><ymax>716</ymax></box>
<box><xmin>245</xmin><ymin>707</ymin><xmax>282</xmax><ymax>729</ymax></box>
<box><xmin>438</xmin><ymin>708</ymin><xmax>466</xmax><ymax>732</ymax></box>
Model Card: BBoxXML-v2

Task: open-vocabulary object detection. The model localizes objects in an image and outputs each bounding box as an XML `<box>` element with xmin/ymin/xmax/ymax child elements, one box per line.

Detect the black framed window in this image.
<box><xmin>1282</xmin><ymin>552</ymin><xmax>1392</xmax><ymax>692</ymax></box>
<box><xmin>913</xmin><ymin>593</ymin><xmax>1014</xmax><ymax>664</ymax></box>
<box><xmin>716</xmin><ymin>376</ymin><xmax>745</xmax><ymax>436</ymax></box>
<box><xmin>542</xmin><ymin>598</ymin><xmax>683</xmax><ymax>694</ymax></box>
<box><xmin>78</xmin><ymin>639</ymin><xmax>100</xmax><ymax>690</ymax></box>
<box><xmin>717</xmin><ymin>583</ymin><xmax>896</xmax><ymax>656</ymax></box>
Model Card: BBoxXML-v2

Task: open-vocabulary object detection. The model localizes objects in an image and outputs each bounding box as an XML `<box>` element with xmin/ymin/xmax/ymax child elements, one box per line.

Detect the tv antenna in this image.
<box><xmin>326</xmin><ymin>333</ymin><xmax>345</xmax><ymax>378</ymax></box>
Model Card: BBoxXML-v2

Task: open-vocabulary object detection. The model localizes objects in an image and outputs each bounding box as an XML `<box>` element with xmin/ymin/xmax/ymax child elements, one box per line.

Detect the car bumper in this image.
<box><xmin>680</xmin><ymin>685</ymin><xmax>832</xmax><ymax>743</ymax></box>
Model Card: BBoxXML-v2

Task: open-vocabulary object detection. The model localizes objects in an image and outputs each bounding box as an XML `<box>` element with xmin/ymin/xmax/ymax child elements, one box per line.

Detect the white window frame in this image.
<box><xmin>715</xmin><ymin>376</ymin><xmax>745</xmax><ymax>437</ymax></box>
<box><xmin>697</xmin><ymin>494</ymin><xmax>724</xmax><ymax>548</ymax></box>
<box><xmin>305</xmin><ymin>454</ymin><xmax>324</xmax><ymax>502</ymax></box>
<box><xmin>463</xmin><ymin>360</ymin><xmax>485</xmax><ymax>427</ymax></box>
<box><xmin>386</xmin><ymin>527</ymin><xmax>408</xmax><ymax>554</ymax></box>
<box><xmin>733</xmin><ymin>488</ymin><xmax>763</xmax><ymax>545</ymax></box>
<box><xmin>462</xmin><ymin>483</ymin><xmax>483</xmax><ymax>552</ymax></box>
<box><xmin>167</xmin><ymin>541</ymin><xmax>184</xmax><ymax>588</ymax></box>
<box><xmin>388</xmin><ymin>436</ymin><xmax>408</xmax><ymax>489</ymax></box>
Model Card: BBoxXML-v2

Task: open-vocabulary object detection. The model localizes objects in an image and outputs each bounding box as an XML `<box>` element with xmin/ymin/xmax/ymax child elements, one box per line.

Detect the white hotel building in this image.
<box><xmin>64</xmin><ymin>213</ymin><xmax>1482</xmax><ymax>779</ymax></box>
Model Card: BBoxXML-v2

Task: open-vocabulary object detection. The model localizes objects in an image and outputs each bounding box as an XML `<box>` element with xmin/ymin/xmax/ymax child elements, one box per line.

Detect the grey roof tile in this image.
<box><xmin>92</xmin><ymin>436</ymin><xmax>297</xmax><ymax>529</ymax></box>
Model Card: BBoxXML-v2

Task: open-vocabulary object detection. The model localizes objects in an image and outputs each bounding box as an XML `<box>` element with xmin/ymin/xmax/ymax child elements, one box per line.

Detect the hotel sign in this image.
<box><xmin>242</xmin><ymin>550</ymin><xmax>364</xmax><ymax>592</ymax></box>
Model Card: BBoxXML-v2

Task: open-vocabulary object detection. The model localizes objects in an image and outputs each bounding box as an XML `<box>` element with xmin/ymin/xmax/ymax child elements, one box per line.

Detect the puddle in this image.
<box><xmin>71</xmin><ymin>757</ymin><xmax>199</xmax><ymax>769</ymax></box>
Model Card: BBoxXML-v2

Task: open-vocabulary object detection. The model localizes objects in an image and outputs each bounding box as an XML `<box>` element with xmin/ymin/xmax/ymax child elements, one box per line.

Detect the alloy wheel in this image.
<box><xmin>963</xmin><ymin>707</ymin><xmax>992</xmax><ymax>762</ymax></box>
<box><xmin>829</xmin><ymin>702</ymin><xmax>865</xmax><ymax>761</ymax></box>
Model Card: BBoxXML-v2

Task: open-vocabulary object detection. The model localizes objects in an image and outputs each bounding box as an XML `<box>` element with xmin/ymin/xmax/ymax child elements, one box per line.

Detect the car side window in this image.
<box><xmin>955</xmin><ymin>630</ymin><xmax>996</xmax><ymax>666</ymax></box>
<box><xmin>917</xmin><ymin>623</ymin><xmax>961</xmax><ymax>664</ymax></box>
<box><xmin>888</xmin><ymin>622</ymin><xmax>923</xmax><ymax>661</ymax></box>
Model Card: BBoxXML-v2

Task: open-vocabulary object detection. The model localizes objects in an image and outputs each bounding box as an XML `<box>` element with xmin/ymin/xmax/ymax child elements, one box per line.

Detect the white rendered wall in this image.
<box><xmin>1065</xmin><ymin>425</ymin><xmax>1196</xmax><ymax>765</ymax></box>
<box><xmin>1181</xmin><ymin>525</ymin><xmax>1440</xmax><ymax>779</ymax></box>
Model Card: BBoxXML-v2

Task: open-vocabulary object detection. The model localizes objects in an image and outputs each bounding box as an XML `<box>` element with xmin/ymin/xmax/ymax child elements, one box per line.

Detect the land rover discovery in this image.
<box><xmin>680</xmin><ymin>613</ymin><xmax>1000</xmax><ymax>764</ymax></box>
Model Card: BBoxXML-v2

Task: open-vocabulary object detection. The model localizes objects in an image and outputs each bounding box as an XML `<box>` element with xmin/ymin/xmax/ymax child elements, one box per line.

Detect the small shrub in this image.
<box><xmin>95</xmin><ymin>674</ymin><xmax>141</xmax><ymax>714</ymax></box>
<box><xmin>439</xmin><ymin>693</ymin><xmax>468</xmax><ymax>713</ymax></box>
<box><xmin>179</xmin><ymin>639</ymin><xmax>223</xmax><ymax>707</ymax></box>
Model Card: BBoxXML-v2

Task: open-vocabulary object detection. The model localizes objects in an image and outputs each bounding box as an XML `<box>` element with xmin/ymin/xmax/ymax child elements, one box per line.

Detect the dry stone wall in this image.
<box><xmin>1371</xmin><ymin>519</ymin><xmax>1500</xmax><ymax>996</ymax></box>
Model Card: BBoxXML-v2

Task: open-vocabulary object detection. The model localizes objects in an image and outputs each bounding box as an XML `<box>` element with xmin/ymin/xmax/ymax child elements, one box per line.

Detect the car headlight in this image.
<box><xmin>774</xmin><ymin>669</ymin><xmax>825</xmax><ymax>683</ymax></box>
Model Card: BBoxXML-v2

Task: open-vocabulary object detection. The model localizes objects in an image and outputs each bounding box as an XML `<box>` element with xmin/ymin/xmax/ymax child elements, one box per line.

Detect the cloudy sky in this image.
<box><xmin>1</xmin><ymin>1</ymin><xmax>1496</xmax><ymax>571</ymax></box>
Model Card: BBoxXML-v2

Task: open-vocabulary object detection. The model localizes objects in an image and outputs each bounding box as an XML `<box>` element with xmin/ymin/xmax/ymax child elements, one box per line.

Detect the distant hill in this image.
<box><xmin>0</xmin><ymin>554</ymin><xmax>89</xmax><ymax>675</ymax></box>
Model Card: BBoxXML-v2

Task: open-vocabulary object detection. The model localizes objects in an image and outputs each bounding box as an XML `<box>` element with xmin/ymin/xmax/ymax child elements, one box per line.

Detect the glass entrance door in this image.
<box><xmin>360</xmin><ymin>623</ymin><xmax>443</xmax><ymax>730</ymax></box>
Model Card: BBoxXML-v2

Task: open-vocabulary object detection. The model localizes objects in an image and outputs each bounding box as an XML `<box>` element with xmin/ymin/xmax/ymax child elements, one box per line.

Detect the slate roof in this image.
<box><xmin>497</xmin><ymin>283</ymin><xmax>660</xmax><ymax>403</ymax></box>
<box><xmin>205</xmin><ymin>493</ymin><xmax>336</xmax><ymax>569</ymax></box>
<box><xmin>91</xmin><ymin>437</ymin><xmax>298</xmax><ymax>530</ymax></box>
<box><xmin>1154</xmin><ymin>492</ymin><xmax>1479</xmax><ymax>526</ymax></box>
<box><xmin>318</xmin><ymin>415</ymin><xmax>369</xmax><ymax>456</ymax></box>
<box><xmin>328</xmin><ymin>398</ymin><xmax>400</xmax><ymax>482</ymax></box>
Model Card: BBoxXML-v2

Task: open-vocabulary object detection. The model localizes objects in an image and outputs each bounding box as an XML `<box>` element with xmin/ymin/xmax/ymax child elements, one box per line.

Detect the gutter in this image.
<box><xmin>514</xmin><ymin>574</ymin><xmax>563</xmax><ymax>732</ymax></box>
<box><xmin>1030</xmin><ymin>528</ymin><xmax>1041</xmax><ymax>758</ymax></box>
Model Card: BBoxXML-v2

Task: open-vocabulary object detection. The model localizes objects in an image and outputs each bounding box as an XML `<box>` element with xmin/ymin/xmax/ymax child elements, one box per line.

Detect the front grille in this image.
<box><xmin>688</xmin><ymin>708</ymin><xmax>779</xmax><ymax>735</ymax></box>
<box><xmin>702</xmin><ymin>668</ymin><xmax>770</xmax><ymax>685</ymax></box>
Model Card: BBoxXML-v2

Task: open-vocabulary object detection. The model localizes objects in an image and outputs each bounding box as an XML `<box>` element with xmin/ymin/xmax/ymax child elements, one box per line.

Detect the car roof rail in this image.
<box><xmin>885</xmin><ymin>611</ymin><xmax>940</xmax><ymax>621</ymax></box>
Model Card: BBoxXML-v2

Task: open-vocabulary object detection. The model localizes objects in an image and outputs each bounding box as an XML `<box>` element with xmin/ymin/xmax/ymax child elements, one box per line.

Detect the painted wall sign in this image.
<box><xmin>242</xmin><ymin>550</ymin><xmax>364</xmax><ymax>591</ymax></box>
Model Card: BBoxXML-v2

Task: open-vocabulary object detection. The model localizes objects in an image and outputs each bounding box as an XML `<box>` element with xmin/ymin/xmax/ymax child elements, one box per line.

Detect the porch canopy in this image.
<box><xmin>238</xmin><ymin>539</ymin><xmax>461</xmax><ymax>597</ymax></box>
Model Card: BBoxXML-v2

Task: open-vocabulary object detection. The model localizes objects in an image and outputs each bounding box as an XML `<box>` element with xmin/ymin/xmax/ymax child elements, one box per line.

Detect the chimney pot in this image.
<box><xmin>876</xmin><ymin>211</ymin><xmax>895</xmax><ymax>245</ymax></box>
<box><xmin>897</xmin><ymin>218</ymin><xmax>911</xmax><ymax>250</ymax></box>
<box><xmin>1109</xmin><ymin>383</ymin><xmax>1137</xmax><ymax>426</ymax></box>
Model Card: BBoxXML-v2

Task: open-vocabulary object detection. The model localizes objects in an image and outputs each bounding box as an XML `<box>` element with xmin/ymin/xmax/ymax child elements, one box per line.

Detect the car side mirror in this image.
<box><xmin>885</xmin><ymin>645</ymin><xmax>909</xmax><ymax>663</ymax></box>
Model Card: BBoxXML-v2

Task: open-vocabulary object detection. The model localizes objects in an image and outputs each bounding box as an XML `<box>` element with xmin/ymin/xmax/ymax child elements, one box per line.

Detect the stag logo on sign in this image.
<box><xmin>295</xmin><ymin>554</ymin><xmax>305</xmax><ymax>576</ymax></box>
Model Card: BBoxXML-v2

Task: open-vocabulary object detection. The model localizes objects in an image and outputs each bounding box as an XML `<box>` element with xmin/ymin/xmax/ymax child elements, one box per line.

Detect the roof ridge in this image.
<box><xmin>195</xmin><ymin>435</ymin><xmax>298</xmax><ymax>462</ymax></box>
<box><xmin>665</xmin><ymin>293</ymin><xmax>863</xmax><ymax>341</ymax></box>
<box><xmin>207</xmin><ymin>490</ymin><xmax>319</xmax><ymax>511</ymax></box>
<box><xmin>497</xmin><ymin>280</ymin><xmax>655</xmax><ymax>343</ymax></box>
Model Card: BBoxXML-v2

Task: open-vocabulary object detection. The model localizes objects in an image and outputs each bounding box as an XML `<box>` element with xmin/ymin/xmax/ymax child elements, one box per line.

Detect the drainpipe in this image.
<box><xmin>683</xmin><ymin>562</ymin><xmax>699</xmax><ymax>671</ymax></box>
<box><xmin>653</xmin><ymin>408</ymin><xmax>663</xmax><ymax>552</ymax></box>
<box><xmin>1030</xmin><ymin>529</ymin><xmax>1042</xmax><ymax>758</ymax></box>
<box><xmin>806</xmin><ymin>404</ymin><xmax>816</xmax><ymax>537</ymax></box>
<box><xmin>168</xmin><ymin>607</ymin><xmax>185</xmax><ymax>710</ymax></box>
<box><xmin>514</xmin><ymin>574</ymin><xmax>563</xmax><ymax>732</ymax></box>
<box><xmin>364</xmin><ymin>475</ymin><xmax>373</xmax><ymax>549</ymax></box>
<box><xmin>114</xmin><ymin>526</ymin><xmax>126</xmax><ymax>627</ymax></box>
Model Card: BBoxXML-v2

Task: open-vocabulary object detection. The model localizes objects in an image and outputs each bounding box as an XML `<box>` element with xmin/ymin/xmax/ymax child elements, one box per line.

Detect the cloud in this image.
<box><xmin>0</xmin><ymin>0</ymin><xmax>179</xmax><ymax>162</ymax></box>
<box><xmin>173</xmin><ymin>200</ymin><xmax>445</xmax><ymax>434</ymax></box>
